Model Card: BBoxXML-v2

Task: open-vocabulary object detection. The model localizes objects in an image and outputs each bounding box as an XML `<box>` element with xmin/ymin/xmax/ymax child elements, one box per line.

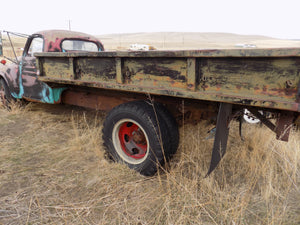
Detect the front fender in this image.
<box><xmin>0</xmin><ymin>63</ymin><xmax>23</xmax><ymax>99</ymax></box>
<box><xmin>0</xmin><ymin>68</ymin><xmax>14</xmax><ymax>97</ymax></box>
<box><xmin>0</xmin><ymin>69</ymin><xmax>8</xmax><ymax>83</ymax></box>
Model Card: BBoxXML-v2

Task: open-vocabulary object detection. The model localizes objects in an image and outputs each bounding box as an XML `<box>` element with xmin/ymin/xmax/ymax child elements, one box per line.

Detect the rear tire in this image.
<box><xmin>102</xmin><ymin>101</ymin><xmax>173</xmax><ymax>176</ymax></box>
<box><xmin>243</xmin><ymin>109</ymin><xmax>261</xmax><ymax>124</ymax></box>
<box><xmin>153</xmin><ymin>102</ymin><xmax>179</xmax><ymax>157</ymax></box>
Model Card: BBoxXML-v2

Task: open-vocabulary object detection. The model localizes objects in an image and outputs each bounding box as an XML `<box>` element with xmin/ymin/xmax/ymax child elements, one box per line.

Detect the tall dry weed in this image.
<box><xmin>162</xmin><ymin>122</ymin><xmax>300</xmax><ymax>224</ymax></box>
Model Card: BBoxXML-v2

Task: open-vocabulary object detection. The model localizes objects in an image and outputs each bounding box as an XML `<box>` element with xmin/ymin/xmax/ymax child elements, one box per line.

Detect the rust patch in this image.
<box><xmin>275</xmin><ymin>112</ymin><xmax>294</xmax><ymax>142</ymax></box>
<box><xmin>61</xmin><ymin>90</ymin><xmax>128</xmax><ymax>111</ymax></box>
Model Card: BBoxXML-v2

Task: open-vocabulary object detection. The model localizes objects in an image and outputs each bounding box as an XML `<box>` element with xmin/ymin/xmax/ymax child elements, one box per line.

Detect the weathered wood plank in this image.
<box><xmin>187</xmin><ymin>58</ymin><xmax>196</xmax><ymax>91</ymax></box>
<box><xmin>36</xmin><ymin>53</ymin><xmax>300</xmax><ymax>112</ymax></box>
<box><xmin>116</xmin><ymin>57</ymin><xmax>123</xmax><ymax>84</ymax></box>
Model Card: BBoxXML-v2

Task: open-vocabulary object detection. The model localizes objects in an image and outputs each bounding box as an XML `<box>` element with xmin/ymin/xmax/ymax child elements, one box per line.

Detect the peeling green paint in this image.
<box><xmin>41</xmin><ymin>87</ymin><xmax>67</xmax><ymax>104</ymax></box>
<box><xmin>11</xmin><ymin>63</ymin><xmax>25</xmax><ymax>99</ymax></box>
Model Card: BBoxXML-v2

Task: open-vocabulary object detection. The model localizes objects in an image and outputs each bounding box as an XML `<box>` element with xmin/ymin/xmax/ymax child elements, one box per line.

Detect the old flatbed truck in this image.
<box><xmin>0</xmin><ymin>30</ymin><xmax>299</xmax><ymax>176</ymax></box>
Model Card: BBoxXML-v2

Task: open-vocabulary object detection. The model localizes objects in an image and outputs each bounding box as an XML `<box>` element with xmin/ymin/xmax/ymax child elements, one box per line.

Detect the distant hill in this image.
<box><xmin>97</xmin><ymin>32</ymin><xmax>300</xmax><ymax>50</ymax></box>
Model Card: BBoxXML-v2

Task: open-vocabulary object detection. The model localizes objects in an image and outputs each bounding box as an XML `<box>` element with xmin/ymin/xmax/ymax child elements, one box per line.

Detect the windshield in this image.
<box><xmin>28</xmin><ymin>37</ymin><xmax>43</xmax><ymax>56</ymax></box>
<box><xmin>62</xmin><ymin>40</ymin><xmax>100</xmax><ymax>52</ymax></box>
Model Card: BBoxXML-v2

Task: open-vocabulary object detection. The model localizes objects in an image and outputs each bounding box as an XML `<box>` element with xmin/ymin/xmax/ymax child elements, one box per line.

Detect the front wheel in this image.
<box><xmin>102</xmin><ymin>101</ymin><xmax>172</xmax><ymax>176</ymax></box>
<box><xmin>0</xmin><ymin>78</ymin><xmax>13</xmax><ymax>108</ymax></box>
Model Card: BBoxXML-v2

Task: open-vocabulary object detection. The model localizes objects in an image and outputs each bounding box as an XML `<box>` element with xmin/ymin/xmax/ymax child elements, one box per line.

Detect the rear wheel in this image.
<box><xmin>243</xmin><ymin>109</ymin><xmax>261</xmax><ymax>124</ymax></box>
<box><xmin>0</xmin><ymin>78</ymin><xmax>12</xmax><ymax>108</ymax></box>
<box><xmin>102</xmin><ymin>100</ymin><xmax>177</xmax><ymax>176</ymax></box>
<box><xmin>153</xmin><ymin>102</ymin><xmax>179</xmax><ymax>157</ymax></box>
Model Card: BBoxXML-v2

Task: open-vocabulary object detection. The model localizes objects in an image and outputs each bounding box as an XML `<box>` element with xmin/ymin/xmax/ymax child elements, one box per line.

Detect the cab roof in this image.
<box><xmin>33</xmin><ymin>30</ymin><xmax>104</xmax><ymax>52</ymax></box>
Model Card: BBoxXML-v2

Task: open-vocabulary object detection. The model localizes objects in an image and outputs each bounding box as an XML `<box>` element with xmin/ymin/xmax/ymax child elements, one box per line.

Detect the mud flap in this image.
<box><xmin>206</xmin><ymin>103</ymin><xmax>232</xmax><ymax>177</ymax></box>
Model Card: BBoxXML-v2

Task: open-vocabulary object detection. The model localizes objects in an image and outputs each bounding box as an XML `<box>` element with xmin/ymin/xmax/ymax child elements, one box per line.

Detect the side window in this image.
<box><xmin>62</xmin><ymin>40</ymin><xmax>99</xmax><ymax>52</ymax></box>
<box><xmin>28</xmin><ymin>37</ymin><xmax>43</xmax><ymax>56</ymax></box>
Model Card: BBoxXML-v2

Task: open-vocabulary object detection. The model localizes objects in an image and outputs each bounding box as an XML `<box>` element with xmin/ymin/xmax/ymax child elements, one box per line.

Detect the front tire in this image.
<box><xmin>0</xmin><ymin>78</ymin><xmax>13</xmax><ymax>108</ymax></box>
<box><xmin>102</xmin><ymin>101</ymin><xmax>171</xmax><ymax>176</ymax></box>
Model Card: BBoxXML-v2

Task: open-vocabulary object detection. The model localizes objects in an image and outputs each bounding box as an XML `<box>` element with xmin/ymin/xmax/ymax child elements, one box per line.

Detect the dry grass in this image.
<box><xmin>0</xmin><ymin>102</ymin><xmax>299</xmax><ymax>224</ymax></box>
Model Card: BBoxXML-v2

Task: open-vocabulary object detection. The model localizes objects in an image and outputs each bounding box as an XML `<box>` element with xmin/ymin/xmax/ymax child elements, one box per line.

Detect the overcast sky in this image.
<box><xmin>1</xmin><ymin>0</ymin><xmax>300</xmax><ymax>39</ymax></box>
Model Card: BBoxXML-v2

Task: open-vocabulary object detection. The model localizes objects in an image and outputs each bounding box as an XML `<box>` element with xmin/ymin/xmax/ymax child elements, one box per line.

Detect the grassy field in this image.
<box><xmin>97</xmin><ymin>32</ymin><xmax>300</xmax><ymax>50</ymax></box>
<box><xmin>0</xmin><ymin>33</ymin><xmax>299</xmax><ymax>224</ymax></box>
<box><xmin>1</xmin><ymin>35</ymin><xmax>26</xmax><ymax>60</ymax></box>
<box><xmin>0</xmin><ymin>102</ymin><xmax>299</xmax><ymax>224</ymax></box>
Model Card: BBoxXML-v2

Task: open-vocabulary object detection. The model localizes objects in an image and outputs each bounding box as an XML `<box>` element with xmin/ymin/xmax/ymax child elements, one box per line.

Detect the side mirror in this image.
<box><xmin>0</xmin><ymin>32</ymin><xmax>3</xmax><ymax>56</ymax></box>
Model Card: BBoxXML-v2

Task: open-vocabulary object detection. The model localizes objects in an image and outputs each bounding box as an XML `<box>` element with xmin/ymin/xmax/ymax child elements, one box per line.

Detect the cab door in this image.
<box><xmin>21</xmin><ymin>36</ymin><xmax>54</xmax><ymax>102</ymax></box>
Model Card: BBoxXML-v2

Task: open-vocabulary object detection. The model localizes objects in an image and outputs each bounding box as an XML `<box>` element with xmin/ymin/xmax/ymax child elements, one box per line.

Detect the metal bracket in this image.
<box><xmin>297</xmin><ymin>79</ymin><xmax>300</xmax><ymax>112</ymax></box>
<box><xmin>239</xmin><ymin>116</ymin><xmax>245</xmax><ymax>141</ymax></box>
<box><xmin>206</xmin><ymin>103</ymin><xmax>232</xmax><ymax>177</ymax></box>
<box><xmin>248</xmin><ymin>108</ymin><xmax>276</xmax><ymax>132</ymax></box>
<box><xmin>248</xmin><ymin>108</ymin><xmax>294</xmax><ymax>142</ymax></box>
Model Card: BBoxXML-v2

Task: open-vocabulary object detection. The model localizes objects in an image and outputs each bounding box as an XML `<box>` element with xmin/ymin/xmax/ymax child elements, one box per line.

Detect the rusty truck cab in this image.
<box><xmin>0</xmin><ymin>30</ymin><xmax>104</xmax><ymax>103</ymax></box>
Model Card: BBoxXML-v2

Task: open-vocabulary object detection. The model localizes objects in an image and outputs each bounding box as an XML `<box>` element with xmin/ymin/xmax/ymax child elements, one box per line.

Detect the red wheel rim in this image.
<box><xmin>118</xmin><ymin>121</ymin><xmax>148</xmax><ymax>159</ymax></box>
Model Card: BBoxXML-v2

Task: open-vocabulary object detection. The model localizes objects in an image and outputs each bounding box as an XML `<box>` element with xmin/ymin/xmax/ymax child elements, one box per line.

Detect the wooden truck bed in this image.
<box><xmin>35</xmin><ymin>49</ymin><xmax>300</xmax><ymax>113</ymax></box>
